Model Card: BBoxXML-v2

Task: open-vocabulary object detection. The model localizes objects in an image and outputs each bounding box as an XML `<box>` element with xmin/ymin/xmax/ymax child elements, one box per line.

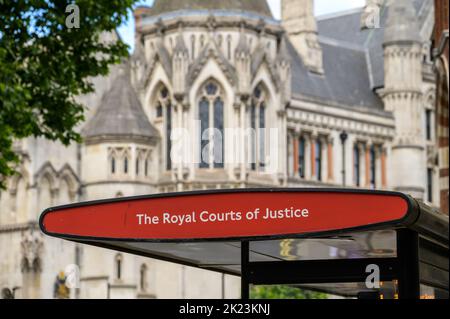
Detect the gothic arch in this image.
<box><xmin>195</xmin><ymin>79</ymin><xmax>226</xmax><ymax>169</ymax></box>
<box><xmin>141</xmin><ymin>43</ymin><xmax>172</xmax><ymax>91</ymax></box>
<box><xmin>8</xmin><ymin>167</ymin><xmax>30</xmax><ymax>223</ymax></box>
<box><xmin>189</xmin><ymin>58</ymin><xmax>234</xmax><ymax>113</ymax></box>
<box><xmin>150</xmin><ymin>82</ymin><xmax>173</xmax><ymax>171</ymax></box>
<box><xmin>144</xmin><ymin>65</ymin><xmax>173</xmax><ymax>112</ymax></box>
<box><xmin>251</xmin><ymin>50</ymin><xmax>281</xmax><ymax>90</ymax></box>
<box><xmin>34</xmin><ymin>162</ymin><xmax>58</xmax><ymax>190</ymax></box>
<box><xmin>252</xmin><ymin>64</ymin><xmax>279</xmax><ymax>104</ymax></box>
<box><xmin>188</xmin><ymin>42</ymin><xmax>237</xmax><ymax>89</ymax></box>
<box><xmin>9</xmin><ymin>165</ymin><xmax>30</xmax><ymax>195</ymax></box>
<box><xmin>59</xmin><ymin>164</ymin><xmax>79</xmax><ymax>203</ymax></box>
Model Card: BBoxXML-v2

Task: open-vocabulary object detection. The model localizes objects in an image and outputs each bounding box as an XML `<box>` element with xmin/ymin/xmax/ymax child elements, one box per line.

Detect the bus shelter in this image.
<box><xmin>39</xmin><ymin>189</ymin><xmax>449</xmax><ymax>299</ymax></box>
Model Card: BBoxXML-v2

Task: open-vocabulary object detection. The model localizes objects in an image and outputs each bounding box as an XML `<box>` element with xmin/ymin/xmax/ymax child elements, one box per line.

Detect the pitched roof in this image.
<box><xmin>83</xmin><ymin>67</ymin><xmax>159</xmax><ymax>142</ymax></box>
<box><xmin>287</xmin><ymin>38</ymin><xmax>385</xmax><ymax>112</ymax></box>
<box><xmin>316</xmin><ymin>0</ymin><xmax>432</xmax><ymax>90</ymax></box>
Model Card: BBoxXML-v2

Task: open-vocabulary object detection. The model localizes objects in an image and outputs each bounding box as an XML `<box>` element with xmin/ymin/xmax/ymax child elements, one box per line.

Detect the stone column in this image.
<box><xmin>305</xmin><ymin>134</ymin><xmax>312</xmax><ymax>180</ymax></box>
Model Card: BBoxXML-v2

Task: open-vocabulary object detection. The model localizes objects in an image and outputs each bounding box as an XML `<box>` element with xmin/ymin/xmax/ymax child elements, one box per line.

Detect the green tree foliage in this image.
<box><xmin>0</xmin><ymin>0</ymin><xmax>136</xmax><ymax>188</ymax></box>
<box><xmin>250</xmin><ymin>285</ymin><xmax>328</xmax><ymax>299</ymax></box>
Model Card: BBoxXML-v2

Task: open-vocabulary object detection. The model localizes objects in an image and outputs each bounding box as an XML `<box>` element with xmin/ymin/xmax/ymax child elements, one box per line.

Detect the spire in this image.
<box><xmin>384</xmin><ymin>0</ymin><xmax>421</xmax><ymax>45</ymax></box>
<box><xmin>83</xmin><ymin>63</ymin><xmax>158</xmax><ymax>142</ymax></box>
<box><xmin>276</xmin><ymin>36</ymin><xmax>290</xmax><ymax>64</ymax></box>
<box><xmin>173</xmin><ymin>28</ymin><xmax>188</xmax><ymax>55</ymax></box>
<box><xmin>235</xmin><ymin>24</ymin><xmax>251</xmax><ymax>98</ymax></box>
<box><xmin>172</xmin><ymin>23</ymin><xmax>189</xmax><ymax>100</ymax></box>
<box><xmin>131</xmin><ymin>38</ymin><xmax>146</xmax><ymax>64</ymax></box>
<box><xmin>276</xmin><ymin>36</ymin><xmax>291</xmax><ymax>107</ymax></box>
<box><xmin>235</xmin><ymin>25</ymin><xmax>250</xmax><ymax>56</ymax></box>
<box><xmin>281</xmin><ymin>0</ymin><xmax>323</xmax><ymax>73</ymax></box>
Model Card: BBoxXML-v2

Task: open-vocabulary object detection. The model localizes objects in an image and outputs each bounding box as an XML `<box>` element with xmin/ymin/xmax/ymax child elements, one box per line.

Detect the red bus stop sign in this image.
<box><xmin>40</xmin><ymin>189</ymin><xmax>413</xmax><ymax>242</ymax></box>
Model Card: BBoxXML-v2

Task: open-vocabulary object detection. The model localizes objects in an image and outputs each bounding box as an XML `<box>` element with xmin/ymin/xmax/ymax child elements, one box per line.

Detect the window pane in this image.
<box><xmin>315</xmin><ymin>140</ymin><xmax>322</xmax><ymax>181</ymax></box>
<box><xmin>299</xmin><ymin>137</ymin><xmax>305</xmax><ymax>178</ymax></box>
<box><xmin>166</xmin><ymin>103</ymin><xmax>172</xmax><ymax>170</ymax></box>
<box><xmin>427</xmin><ymin>168</ymin><xmax>433</xmax><ymax>202</ymax></box>
<box><xmin>206</xmin><ymin>83</ymin><xmax>217</xmax><ymax>96</ymax></box>
<box><xmin>200</xmin><ymin>98</ymin><xmax>210</xmax><ymax>168</ymax></box>
<box><xmin>370</xmin><ymin>146</ymin><xmax>376</xmax><ymax>189</ymax></box>
<box><xmin>354</xmin><ymin>145</ymin><xmax>360</xmax><ymax>186</ymax></box>
<box><xmin>214</xmin><ymin>97</ymin><xmax>224</xmax><ymax>168</ymax></box>
<box><xmin>156</xmin><ymin>103</ymin><xmax>163</xmax><ymax>118</ymax></box>
<box><xmin>251</xmin><ymin>103</ymin><xmax>256</xmax><ymax>171</ymax></box>
<box><xmin>124</xmin><ymin>157</ymin><xmax>128</xmax><ymax>174</ymax></box>
<box><xmin>425</xmin><ymin>110</ymin><xmax>432</xmax><ymax>141</ymax></box>
<box><xmin>145</xmin><ymin>159</ymin><xmax>148</xmax><ymax>176</ymax></box>
<box><xmin>259</xmin><ymin>104</ymin><xmax>265</xmax><ymax>169</ymax></box>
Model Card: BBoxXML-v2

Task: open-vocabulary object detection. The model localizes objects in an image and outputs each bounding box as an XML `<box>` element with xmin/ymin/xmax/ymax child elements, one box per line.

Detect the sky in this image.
<box><xmin>118</xmin><ymin>0</ymin><xmax>366</xmax><ymax>51</ymax></box>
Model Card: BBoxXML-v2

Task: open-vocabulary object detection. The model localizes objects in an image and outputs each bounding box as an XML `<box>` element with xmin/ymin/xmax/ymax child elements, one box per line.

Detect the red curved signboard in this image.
<box><xmin>40</xmin><ymin>189</ymin><xmax>413</xmax><ymax>241</ymax></box>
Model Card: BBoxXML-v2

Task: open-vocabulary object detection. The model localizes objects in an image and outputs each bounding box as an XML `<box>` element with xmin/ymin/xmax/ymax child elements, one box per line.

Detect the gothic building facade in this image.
<box><xmin>0</xmin><ymin>0</ymin><xmax>441</xmax><ymax>298</ymax></box>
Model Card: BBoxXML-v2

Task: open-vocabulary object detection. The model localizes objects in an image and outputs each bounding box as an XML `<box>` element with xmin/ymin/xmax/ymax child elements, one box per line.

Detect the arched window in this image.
<box><xmin>135</xmin><ymin>158</ymin><xmax>140</xmax><ymax>176</ymax></box>
<box><xmin>369</xmin><ymin>145</ymin><xmax>376</xmax><ymax>189</ymax></box>
<box><xmin>298</xmin><ymin>136</ymin><xmax>306</xmax><ymax>178</ymax></box>
<box><xmin>115</xmin><ymin>254</ymin><xmax>123</xmax><ymax>280</ymax></box>
<box><xmin>217</xmin><ymin>34</ymin><xmax>223</xmax><ymax>51</ymax></box>
<box><xmin>227</xmin><ymin>35</ymin><xmax>232</xmax><ymax>60</ymax></box>
<box><xmin>154</xmin><ymin>86</ymin><xmax>172</xmax><ymax>171</ymax></box>
<box><xmin>250</xmin><ymin>85</ymin><xmax>267</xmax><ymax>171</ymax></box>
<box><xmin>425</xmin><ymin>109</ymin><xmax>433</xmax><ymax>141</ymax></box>
<box><xmin>14</xmin><ymin>176</ymin><xmax>29</xmax><ymax>223</ymax></box>
<box><xmin>38</xmin><ymin>175</ymin><xmax>52</xmax><ymax>220</ymax></box>
<box><xmin>123</xmin><ymin>156</ymin><xmax>128</xmax><ymax>174</ymax></box>
<box><xmin>58</xmin><ymin>178</ymin><xmax>71</xmax><ymax>205</ymax></box>
<box><xmin>191</xmin><ymin>35</ymin><xmax>196</xmax><ymax>60</ymax></box>
<box><xmin>111</xmin><ymin>156</ymin><xmax>116</xmax><ymax>174</ymax></box>
<box><xmin>199</xmin><ymin>81</ymin><xmax>224</xmax><ymax>169</ymax></box>
<box><xmin>140</xmin><ymin>264</ymin><xmax>148</xmax><ymax>291</ymax></box>
<box><xmin>315</xmin><ymin>139</ymin><xmax>322</xmax><ymax>181</ymax></box>
<box><xmin>353</xmin><ymin>144</ymin><xmax>361</xmax><ymax>186</ymax></box>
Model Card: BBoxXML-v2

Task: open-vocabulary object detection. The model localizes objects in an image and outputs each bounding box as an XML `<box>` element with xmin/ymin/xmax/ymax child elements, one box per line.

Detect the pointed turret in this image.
<box><xmin>382</xmin><ymin>0</ymin><xmax>425</xmax><ymax>200</ymax></box>
<box><xmin>172</xmin><ymin>27</ymin><xmax>189</xmax><ymax>100</ymax></box>
<box><xmin>235</xmin><ymin>27</ymin><xmax>251</xmax><ymax>98</ymax></box>
<box><xmin>384</xmin><ymin>0</ymin><xmax>421</xmax><ymax>45</ymax></box>
<box><xmin>276</xmin><ymin>36</ymin><xmax>291</xmax><ymax>106</ymax></box>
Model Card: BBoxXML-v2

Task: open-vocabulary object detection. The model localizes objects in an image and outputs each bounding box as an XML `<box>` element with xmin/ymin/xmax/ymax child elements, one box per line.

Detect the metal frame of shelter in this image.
<box><xmin>39</xmin><ymin>189</ymin><xmax>449</xmax><ymax>299</ymax></box>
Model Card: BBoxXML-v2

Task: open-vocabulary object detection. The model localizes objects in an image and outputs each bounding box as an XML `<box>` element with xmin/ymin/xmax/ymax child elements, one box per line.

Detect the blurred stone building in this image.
<box><xmin>433</xmin><ymin>0</ymin><xmax>448</xmax><ymax>215</ymax></box>
<box><xmin>0</xmin><ymin>0</ymin><xmax>443</xmax><ymax>298</ymax></box>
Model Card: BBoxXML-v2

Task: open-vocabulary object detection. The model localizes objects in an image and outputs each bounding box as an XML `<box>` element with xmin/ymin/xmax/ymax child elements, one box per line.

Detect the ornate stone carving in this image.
<box><xmin>20</xmin><ymin>230</ymin><xmax>43</xmax><ymax>273</ymax></box>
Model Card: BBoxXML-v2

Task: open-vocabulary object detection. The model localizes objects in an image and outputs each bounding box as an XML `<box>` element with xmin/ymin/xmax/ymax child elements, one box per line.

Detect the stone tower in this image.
<box><xmin>281</xmin><ymin>0</ymin><xmax>323</xmax><ymax>73</ymax></box>
<box><xmin>382</xmin><ymin>0</ymin><xmax>425</xmax><ymax>199</ymax></box>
